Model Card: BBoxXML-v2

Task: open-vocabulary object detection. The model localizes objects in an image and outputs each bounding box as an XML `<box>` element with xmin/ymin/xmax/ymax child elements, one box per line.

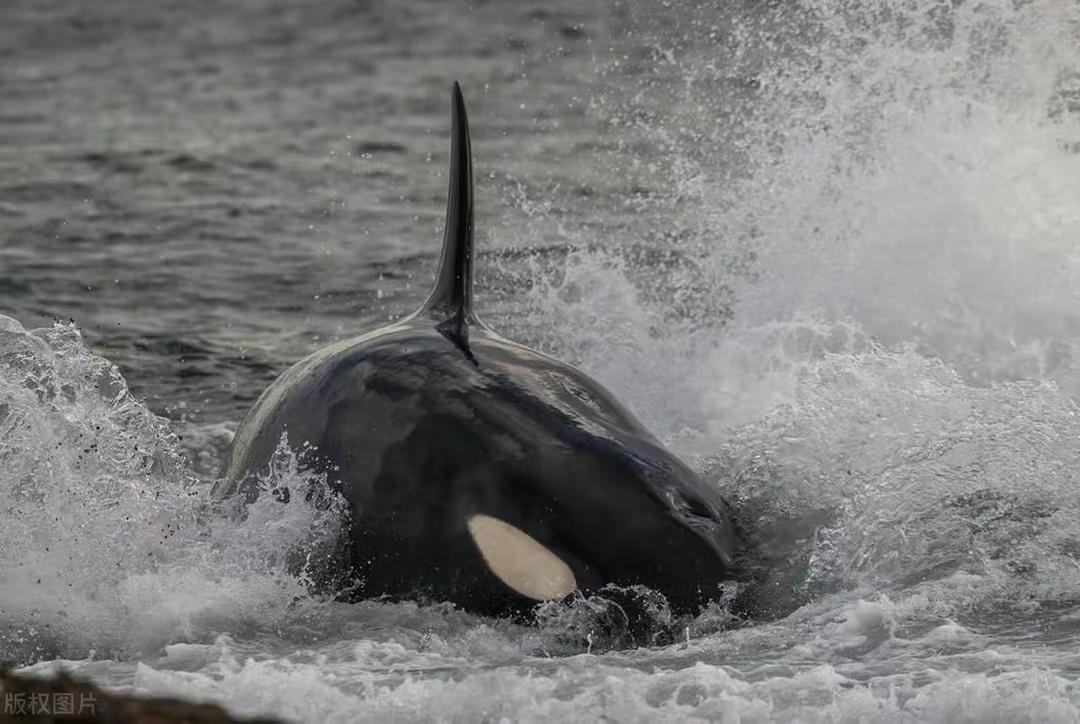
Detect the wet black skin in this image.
<box><xmin>214</xmin><ymin>83</ymin><xmax>740</xmax><ymax>617</ymax></box>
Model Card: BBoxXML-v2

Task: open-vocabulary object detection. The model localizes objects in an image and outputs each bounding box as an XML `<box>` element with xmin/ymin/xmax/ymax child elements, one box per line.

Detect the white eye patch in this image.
<box><xmin>466</xmin><ymin>514</ymin><xmax>577</xmax><ymax>601</ymax></box>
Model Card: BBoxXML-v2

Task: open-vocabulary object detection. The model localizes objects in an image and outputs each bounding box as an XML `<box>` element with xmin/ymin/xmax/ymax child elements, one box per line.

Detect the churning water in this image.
<box><xmin>2</xmin><ymin>0</ymin><xmax>1080</xmax><ymax>720</ymax></box>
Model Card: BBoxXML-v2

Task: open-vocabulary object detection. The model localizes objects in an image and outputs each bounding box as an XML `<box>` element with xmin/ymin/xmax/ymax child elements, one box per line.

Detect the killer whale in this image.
<box><xmin>213</xmin><ymin>82</ymin><xmax>740</xmax><ymax>617</ymax></box>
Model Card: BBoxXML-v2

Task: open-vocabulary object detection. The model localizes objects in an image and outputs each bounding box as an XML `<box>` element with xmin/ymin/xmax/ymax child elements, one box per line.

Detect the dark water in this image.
<box><xmin>1</xmin><ymin>0</ymin><xmax>693</xmax><ymax>428</ymax></box>
<box><xmin>3</xmin><ymin>0</ymin><xmax>1080</xmax><ymax>721</ymax></box>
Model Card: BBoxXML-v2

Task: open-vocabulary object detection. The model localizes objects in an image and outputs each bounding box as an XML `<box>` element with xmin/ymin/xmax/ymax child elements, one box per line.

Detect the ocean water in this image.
<box><xmin>2</xmin><ymin>0</ymin><xmax>1080</xmax><ymax>721</ymax></box>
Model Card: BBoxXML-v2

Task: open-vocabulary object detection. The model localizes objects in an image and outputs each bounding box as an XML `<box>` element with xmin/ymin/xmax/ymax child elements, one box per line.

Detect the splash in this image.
<box><xmin>509</xmin><ymin>0</ymin><xmax>1080</xmax><ymax>436</ymax></box>
<box><xmin>0</xmin><ymin>316</ymin><xmax>345</xmax><ymax>663</ymax></box>
<box><xmin>717</xmin><ymin>0</ymin><xmax>1080</xmax><ymax>393</ymax></box>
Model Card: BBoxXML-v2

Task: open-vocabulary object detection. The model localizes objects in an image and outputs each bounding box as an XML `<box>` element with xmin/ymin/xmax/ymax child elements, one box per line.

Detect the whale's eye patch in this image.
<box><xmin>466</xmin><ymin>514</ymin><xmax>577</xmax><ymax>601</ymax></box>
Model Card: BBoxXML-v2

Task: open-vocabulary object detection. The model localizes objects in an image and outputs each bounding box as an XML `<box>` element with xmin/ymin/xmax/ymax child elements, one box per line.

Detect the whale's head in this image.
<box><xmin>432</xmin><ymin>329</ymin><xmax>740</xmax><ymax>616</ymax></box>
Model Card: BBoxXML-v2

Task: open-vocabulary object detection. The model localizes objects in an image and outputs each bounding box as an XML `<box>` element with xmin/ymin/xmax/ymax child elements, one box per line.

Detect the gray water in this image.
<box><xmin>3</xmin><ymin>0</ymin><xmax>1080</xmax><ymax>721</ymax></box>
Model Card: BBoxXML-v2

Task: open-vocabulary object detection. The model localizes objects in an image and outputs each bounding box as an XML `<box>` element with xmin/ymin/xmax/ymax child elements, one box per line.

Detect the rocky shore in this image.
<box><xmin>0</xmin><ymin>670</ymin><xmax>279</xmax><ymax>724</ymax></box>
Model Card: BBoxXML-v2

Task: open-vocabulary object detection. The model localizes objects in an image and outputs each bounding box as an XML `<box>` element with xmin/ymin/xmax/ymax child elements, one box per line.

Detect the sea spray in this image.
<box><xmin>0</xmin><ymin>316</ymin><xmax>346</xmax><ymax>663</ymax></box>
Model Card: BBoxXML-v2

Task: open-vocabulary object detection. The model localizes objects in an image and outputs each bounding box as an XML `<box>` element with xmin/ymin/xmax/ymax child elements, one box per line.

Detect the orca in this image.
<box><xmin>213</xmin><ymin>82</ymin><xmax>740</xmax><ymax>619</ymax></box>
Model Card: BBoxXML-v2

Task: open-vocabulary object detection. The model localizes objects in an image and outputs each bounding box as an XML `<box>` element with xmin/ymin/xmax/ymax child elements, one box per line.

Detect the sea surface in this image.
<box><xmin>2</xmin><ymin>0</ymin><xmax>1080</xmax><ymax>721</ymax></box>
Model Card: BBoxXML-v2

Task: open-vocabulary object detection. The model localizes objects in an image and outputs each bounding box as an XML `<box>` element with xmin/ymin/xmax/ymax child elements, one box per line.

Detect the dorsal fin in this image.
<box><xmin>421</xmin><ymin>81</ymin><xmax>476</xmax><ymax>335</ymax></box>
